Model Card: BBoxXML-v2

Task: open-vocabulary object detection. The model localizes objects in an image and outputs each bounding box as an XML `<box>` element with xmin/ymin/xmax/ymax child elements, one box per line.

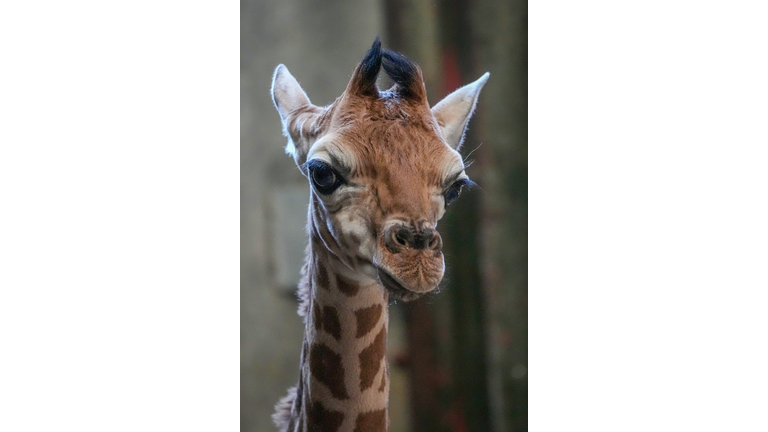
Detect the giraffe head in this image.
<box><xmin>271</xmin><ymin>38</ymin><xmax>488</xmax><ymax>301</ymax></box>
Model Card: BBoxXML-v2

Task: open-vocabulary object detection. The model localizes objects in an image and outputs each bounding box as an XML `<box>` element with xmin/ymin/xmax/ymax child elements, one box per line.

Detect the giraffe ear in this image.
<box><xmin>271</xmin><ymin>64</ymin><xmax>310</xmax><ymax>121</ymax></box>
<box><xmin>431</xmin><ymin>72</ymin><xmax>490</xmax><ymax>150</ymax></box>
<box><xmin>271</xmin><ymin>64</ymin><xmax>322</xmax><ymax>167</ymax></box>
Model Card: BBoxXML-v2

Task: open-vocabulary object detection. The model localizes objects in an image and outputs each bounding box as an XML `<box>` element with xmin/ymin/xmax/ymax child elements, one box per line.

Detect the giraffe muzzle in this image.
<box><xmin>375</xmin><ymin>223</ymin><xmax>445</xmax><ymax>300</ymax></box>
<box><xmin>383</xmin><ymin>224</ymin><xmax>442</xmax><ymax>254</ymax></box>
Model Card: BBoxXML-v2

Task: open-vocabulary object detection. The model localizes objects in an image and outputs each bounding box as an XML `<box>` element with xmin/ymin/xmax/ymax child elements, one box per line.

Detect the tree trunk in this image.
<box><xmin>438</xmin><ymin>0</ymin><xmax>494</xmax><ymax>430</ymax></box>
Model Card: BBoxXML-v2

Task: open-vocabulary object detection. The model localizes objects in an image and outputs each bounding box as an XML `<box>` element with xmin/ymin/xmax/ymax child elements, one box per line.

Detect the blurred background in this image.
<box><xmin>241</xmin><ymin>0</ymin><xmax>526</xmax><ymax>430</ymax></box>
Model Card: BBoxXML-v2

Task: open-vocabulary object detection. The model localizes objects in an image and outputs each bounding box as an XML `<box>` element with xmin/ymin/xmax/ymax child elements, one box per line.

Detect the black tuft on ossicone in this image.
<box><xmin>349</xmin><ymin>38</ymin><xmax>425</xmax><ymax>101</ymax></box>
<box><xmin>354</xmin><ymin>37</ymin><xmax>383</xmax><ymax>96</ymax></box>
<box><xmin>381</xmin><ymin>49</ymin><xmax>422</xmax><ymax>100</ymax></box>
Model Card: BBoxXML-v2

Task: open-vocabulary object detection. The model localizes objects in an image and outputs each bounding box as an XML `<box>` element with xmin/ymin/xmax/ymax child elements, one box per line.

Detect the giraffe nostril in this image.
<box><xmin>385</xmin><ymin>225</ymin><xmax>414</xmax><ymax>253</ymax></box>
<box><xmin>427</xmin><ymin>230</ymin><xmax>442</xmax><ymax>251</ymax></box>
<box><xmin>385</xmin><ymin>224</ymin><xmax>440</xmax><ymax>251</ymax></box>
<box><xmin>384</xmin><ymin>225</ymin><xmax>407</xmax><ymax>253</ymax></box>
<box><xmin>394</xmin><ymin>231</ymin><xmax>408</xmax><ymax>247</ymax></box>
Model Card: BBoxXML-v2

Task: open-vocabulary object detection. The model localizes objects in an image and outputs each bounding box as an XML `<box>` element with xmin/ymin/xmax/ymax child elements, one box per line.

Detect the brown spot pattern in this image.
<box><xmin>316</xmin><ymin>263</ymin><xmax>330</xmax><ymax>291</ymax></box>
<box><xmin>310</xmin><ymin>343</ymin><xmax>349</xmax><ymax>400</ymax></box>
<box><xmin>322</xmin><ymin>306</ymin><xmax>342</xmax><ymax>341</ymax></box>
<box><xmin>378</xmin><ymin>362</ymin><xmax>387</xmax><ymax>392</ymax></box>
<box><xmin>353</xmin><ymin>408</ymin><xmax>387</xmax><ymax>432</ymax></box>
<box><xmin>355</xmin><ymin>304</ymin><xmax>382</xmax><ymax>338</ymax></box>
<box><xmin>308</xmin><ymin>401</ymin><xmax>344</xmax><ymax>432</ymax></box>
<box><xmin>313</xmin><ymin>303</ymin><xmax>322</xmax><ymax>330</ymax></box>
<box><xmin>312</xmin><ymin>304</ymin><xmax>342</xmax><ymax>341</ymax></box>
<box><xmin>358</xmin><ymin>326</ymin><xmax>386</xmax><ymax>391</ymax></box>
<box><xmin>336</xmin><ymin>275</ymin><xmax>360</xmax><ymax>296</ymax></box>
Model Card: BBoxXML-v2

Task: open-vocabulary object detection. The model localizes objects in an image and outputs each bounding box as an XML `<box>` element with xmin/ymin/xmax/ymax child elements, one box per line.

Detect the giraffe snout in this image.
<box><xmin>384</xmin><ymin>224</ymin><xmax>442</xmax><ymax>253</ymax></box>
<box><xmin>376</xmin><ymin>222</ymin><xmax>446</xmax><ymax>299</ymax></box>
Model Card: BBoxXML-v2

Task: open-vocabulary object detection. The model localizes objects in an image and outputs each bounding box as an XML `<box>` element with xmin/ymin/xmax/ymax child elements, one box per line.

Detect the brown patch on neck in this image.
<box><xmin>358</xmin><ymin>326</ymin><xmax>386</xmax><ymax>391</ymax></box>
<box><xmin>336</xmin><ymin>275</ymin><xmax>360</xmax><ymax>296</ymax></box>
<box><xmin>309</xmin><ymin>343</ymin><xmax>349</xmax><ymax>400</ymax></box>
<box><xmin>312</xmin><ymin>303</ymin><xmax>342</xmax><ymax>341</ymax></box>
<box><xmin>313</xmin><ymin>303</ymin><xmax>322</xmax><ymax>330</ymax></box>
<box><xmin>354</xmin><ymin>304</ymin><xmax>383</xmax><ymax>338</ymax></box>
<box><xmin>353</xmin><ymin>408</ymin><xmax>387</xmax><ymax>432</ymax></box>
<box><xmin>308</xmin><ymin>401</ymin><xmax>344</xmax><ymax>432</ymax></box>
<box><xmin>316</xmin><ymin>261</ymin><xmax>330</xmax><ymax>291</ymax></box>
<box><xmin>378</xmin><ymin>362</ymin><xmax>387</xmax><ymax>393</ymax></box>
<box><xmin>321</xmin><ymin>306</ymin><xmax>342</xmax><ymax>341</ymax></box>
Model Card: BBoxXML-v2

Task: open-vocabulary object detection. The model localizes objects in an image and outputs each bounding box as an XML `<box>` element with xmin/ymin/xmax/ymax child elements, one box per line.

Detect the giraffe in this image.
<box><xmin>269</xmin><ymin>38</ymin><xmax>489</xmax><ymax>432</ymax></box>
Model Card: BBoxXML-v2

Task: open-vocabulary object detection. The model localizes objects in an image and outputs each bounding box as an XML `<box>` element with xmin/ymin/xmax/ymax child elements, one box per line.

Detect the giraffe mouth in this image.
<box><xmin>376</xmin><ymin>268</ymin><xmax>425</xmax><ymax>302</ymax></box>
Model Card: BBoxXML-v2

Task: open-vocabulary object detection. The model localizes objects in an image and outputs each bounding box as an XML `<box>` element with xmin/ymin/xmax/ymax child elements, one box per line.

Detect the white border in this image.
<box><xmin>531</xmin><ymin>0</ymin><xmax>768</xmax><ymax>429</ymax></box>
<box><xmin>0</xmin><ymin>1</ymin><xmax>239</xmax><ymax>430</ymax></box>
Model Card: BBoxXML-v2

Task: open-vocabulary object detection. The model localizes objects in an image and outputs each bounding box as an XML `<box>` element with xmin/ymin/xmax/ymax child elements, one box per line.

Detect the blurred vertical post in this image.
<box><xmin>471</xmin><ymin>0</ymin><xmax>529</xmax><ymax>430</ymax></box>
<box><xmin>437</xmin><ymin>0</ymin><xmax>494</xmax><ymax>431</ymax></box>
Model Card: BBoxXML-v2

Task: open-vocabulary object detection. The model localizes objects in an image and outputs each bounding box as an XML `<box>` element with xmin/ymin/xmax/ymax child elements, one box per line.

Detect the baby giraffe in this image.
<box><xmin>270</xmin><ymin>38</ymin><xmax>489</xmax><ymax>432</ymax></box>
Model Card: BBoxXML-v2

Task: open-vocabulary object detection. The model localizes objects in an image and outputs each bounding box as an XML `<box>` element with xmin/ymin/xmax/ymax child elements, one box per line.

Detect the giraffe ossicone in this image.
<box><xmin>269</xmin><ymin>37</ymin><xmax>489</xmax><ymax>432</ymax></box>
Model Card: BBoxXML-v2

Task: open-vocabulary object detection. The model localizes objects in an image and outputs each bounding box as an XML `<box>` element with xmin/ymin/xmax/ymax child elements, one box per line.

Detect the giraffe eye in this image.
<box><xmin>306</xmin><ymin>159</ymin><xmax>345</xmax><ymax>194</ymax></box>
<box><xmin>444</xmin><ymin>179</ymin><xmax>470</xmax><ymax>206</ymax></box>
<box><xmin>312</xmin><ymin>165</ymin><xmax>335</xmax><ymax>187</ymax></box>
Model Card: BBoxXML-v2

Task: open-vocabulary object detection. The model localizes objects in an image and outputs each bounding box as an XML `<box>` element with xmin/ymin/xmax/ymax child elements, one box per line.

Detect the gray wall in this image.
<box><xmin>240</xmin><ymin>1</ymin><xmax>386</xmax><ymax>430</ymax></box>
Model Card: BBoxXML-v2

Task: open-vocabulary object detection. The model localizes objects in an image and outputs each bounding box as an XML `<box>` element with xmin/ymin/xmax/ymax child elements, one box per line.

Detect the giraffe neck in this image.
<box><xmin>294</xmin><ymin>238</ymin><xmax>390</xmax><ymax>432</ymax></box>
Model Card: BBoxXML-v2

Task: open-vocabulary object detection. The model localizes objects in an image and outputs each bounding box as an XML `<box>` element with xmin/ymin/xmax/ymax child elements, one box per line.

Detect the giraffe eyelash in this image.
<box><xmin>443</xmin><ymin>178</ymin><xmax>474</xmax><ymax>206</ymax></box>
<box><xmin>304</xmin><ymin>159</ymin><xmax>347</xmax><ymax>194</ymax></box>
